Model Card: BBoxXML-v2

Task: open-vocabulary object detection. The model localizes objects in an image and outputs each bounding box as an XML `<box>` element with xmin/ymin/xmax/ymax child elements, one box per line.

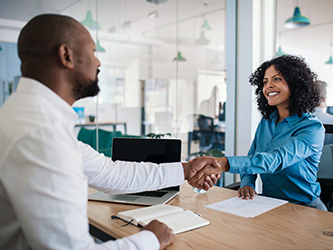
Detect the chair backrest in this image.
<box><xmin>317</xmin><ymin>144</ymin><xmax>333</xmax><ymax>179</ymax></box>
<box><xmin>197</xmin><ymin>115</ymin><xmax>214</xmax><ymax>132</ymax></box>
<box><xmin>77</xmin><ymin>128</ymin><xmax>122</xmax><ymax>156</ymax></box>
<box><xmin>323</xmin><ymin>124</ymin><xmax>333</xmax><ymax>145</ymax></box>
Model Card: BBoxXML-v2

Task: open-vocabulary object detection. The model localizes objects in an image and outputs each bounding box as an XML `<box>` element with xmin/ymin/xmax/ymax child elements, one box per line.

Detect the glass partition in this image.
<box><xmin>0</xmin><ymin>0</ymin><xmax>227</xmax><ymax>162</ymax></box>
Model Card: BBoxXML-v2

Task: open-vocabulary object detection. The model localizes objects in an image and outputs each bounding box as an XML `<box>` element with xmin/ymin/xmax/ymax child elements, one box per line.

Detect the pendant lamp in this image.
<box><xmin>325</xmin><ymin>56</ymin><xmax>333</xmax><ymax>65</ymax></box>
<box><xmin>284</xmin><ymin>6</ymin><xmax>310</xmax><ymax>29</ymax></box>
<box><xmin>325</xmin><ymin>44</ymin><xmax>333</xmax><ymax>64</ymax></box>
<box><xmin>275</xmin><ymin>46</ymin><xmax>286</xmax><ymax>56</ymax></box>
<box><xmin>195</xmin><ymin>31</ymin><xmax>210</xmax><ymax>45</ymax></box>
<box><xmin>173</xmin><ymin>51</ymin><xmax>186</xmax><ymax>62</ymax></box>
<box><xmin>81</xmin><ymin>10</ymin><xmax>101</xmax><ymax>30</ymax></box>
<box><xmin>96</xmin><ymin>40</ymin><xmax>105</xmax><ymax>52</ymax></box>
<box><xmin>201</xmin><ymin>19</ymin><xmax>211</xmax><ymax>30</ymax></box>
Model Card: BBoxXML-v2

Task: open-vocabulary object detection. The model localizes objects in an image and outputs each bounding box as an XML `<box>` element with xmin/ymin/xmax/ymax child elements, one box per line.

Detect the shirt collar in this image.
<box><xmin>17</xmin><ymin>77</ymin><xmax>78</xmax><ymax>122</ymax></box>
<box><xmin>269</xmin><ymin>109</ymin><xmax>307</xmax><ymax>126</ymax></box>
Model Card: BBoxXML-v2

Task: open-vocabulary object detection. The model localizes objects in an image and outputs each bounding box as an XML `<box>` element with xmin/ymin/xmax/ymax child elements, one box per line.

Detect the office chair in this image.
<box><xmin>317</xmin><ymin>124</ymin><xmax>333</xmax><ymax>211</ymax></box>
<box><xmin>77</xmin><ymin>128</ymin><xmax>122</xmax><ymax>157</ymax></box>
<box><xmin>197</xmin><ymin>115</ymin><xmax>215</xmax><ymax>152</ymax></box>
<box><xmin>187</xmin><ymin>114</ymin><xmax>225</xmax><ymax>160</ymax></box>
<box><xmin>323</xmin><ymin>124</ymin><xmax>333</xmax><ymax>145</ymax></box>
<box><xmin>77</xmin><ymin>128</ymin><xmax>143</xmax><ymax>157</ymax></box>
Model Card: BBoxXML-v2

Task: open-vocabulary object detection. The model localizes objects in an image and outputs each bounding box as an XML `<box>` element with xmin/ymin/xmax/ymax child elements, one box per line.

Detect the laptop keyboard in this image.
<box><xmin>128</xmin><ymin>191</ymin><xmax>168</xmax><ymax>198</ymax></box>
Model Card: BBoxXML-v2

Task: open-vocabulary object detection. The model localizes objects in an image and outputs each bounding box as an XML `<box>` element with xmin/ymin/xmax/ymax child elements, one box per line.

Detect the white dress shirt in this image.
<box><xmin>0</xmin><ymin>77</ymin><xmax>184</xmax><ymax>250</ymax></box>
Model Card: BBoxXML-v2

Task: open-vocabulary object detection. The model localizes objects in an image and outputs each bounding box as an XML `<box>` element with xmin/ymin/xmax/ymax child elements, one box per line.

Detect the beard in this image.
<box><xmin>72</xmin><ymin>70</ymin><xmax>100</xmax><ymax>100</ymax></box>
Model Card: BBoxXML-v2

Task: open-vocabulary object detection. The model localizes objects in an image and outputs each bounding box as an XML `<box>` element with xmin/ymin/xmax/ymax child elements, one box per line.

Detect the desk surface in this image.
<box><xmin>88</xmin><ymin>183</ymin><xmax>333</xmax><ymax>249</ymax></box>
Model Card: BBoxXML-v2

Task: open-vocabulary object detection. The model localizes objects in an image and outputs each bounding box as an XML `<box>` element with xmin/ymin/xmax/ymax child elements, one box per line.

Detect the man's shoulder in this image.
<box><xmin>313</xmin><ymin>108</ymin><xmax>333</xmax><ymax>124</ymax></box>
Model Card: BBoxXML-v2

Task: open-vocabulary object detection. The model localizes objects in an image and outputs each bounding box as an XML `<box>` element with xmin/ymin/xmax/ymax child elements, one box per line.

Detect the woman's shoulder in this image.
<box><xmin>295</xmin><ymin>113</ymin><xmax>324</xmax><ymax>133</ymax></box>
<box><xmin>303</xmin><ymin>113</ymin><xmax>323</xmax><ymax>125</ymax></box>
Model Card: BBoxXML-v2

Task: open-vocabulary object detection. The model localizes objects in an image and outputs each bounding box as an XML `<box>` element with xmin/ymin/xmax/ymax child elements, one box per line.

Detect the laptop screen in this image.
<box><xmin>112</xmin><ymin>138</ymin><xmax>182</xmax><ymax>192</ymax></box>
<box><xmin>112</xmin><ymin>138</ymin><xmax>181</xmax><ymax>164</ymax></box>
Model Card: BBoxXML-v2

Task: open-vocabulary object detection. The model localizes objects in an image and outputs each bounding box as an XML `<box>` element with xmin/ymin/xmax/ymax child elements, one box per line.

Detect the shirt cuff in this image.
<box><xmin>160</xmin><ymin>162</ymin><xmax>184</xmax><ymax>186</ymax></box>
<box><xmin>226</xmin><ymin>156</ymin><xmax>254</xmax><ymax>174</ymax></box>
<box><xmin>128</xmin><ymin>230</ymin><xmax>160</xmax><ymax>250</ymax></box>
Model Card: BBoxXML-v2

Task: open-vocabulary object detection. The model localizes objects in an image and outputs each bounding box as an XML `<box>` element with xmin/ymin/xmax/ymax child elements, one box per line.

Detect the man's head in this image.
<box><xmin>316</xmin><ymin>80</ymin><xmax>328</xmax><ymax>108</ymax></box>
<box><xmin>18</xmin><ymin>14</ymin><xmax>101</xmax><ymax>103</ymax></box>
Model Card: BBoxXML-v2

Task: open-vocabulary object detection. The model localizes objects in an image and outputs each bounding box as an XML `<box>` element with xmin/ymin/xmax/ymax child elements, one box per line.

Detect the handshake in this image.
<box><xmin>142</xmin><ymin>156</ymin><xmax>230</xmax><ymax>249</ymax></box>
<box><xmin>182</xmin><ymin>156</ymin><xmax>230</xmax><ymax>191</ymax></box>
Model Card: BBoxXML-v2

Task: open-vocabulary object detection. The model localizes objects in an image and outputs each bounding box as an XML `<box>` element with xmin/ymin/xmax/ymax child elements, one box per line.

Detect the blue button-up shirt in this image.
<box><xmin>227</xmin><ymin>110</ymin><xmax>325</xmax><ymax>204</ymax></box>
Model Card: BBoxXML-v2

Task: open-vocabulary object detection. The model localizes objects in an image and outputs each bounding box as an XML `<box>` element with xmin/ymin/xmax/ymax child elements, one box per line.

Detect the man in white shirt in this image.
<box><xmin>0</xmin><ymin>14</ymin><xmax>222</xmax><ymax>250</ymax></box>
<box><xmin>313</xmin><ymin>80</ymin><xmax>333</xmax><ymax>124</ymax></box>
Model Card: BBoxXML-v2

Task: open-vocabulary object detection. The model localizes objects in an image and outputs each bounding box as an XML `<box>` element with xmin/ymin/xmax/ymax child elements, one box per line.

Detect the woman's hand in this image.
<box><xmin>238</xmin><ymin>185</ymin><xmax>257</xmax><ymax>200</ymax></box>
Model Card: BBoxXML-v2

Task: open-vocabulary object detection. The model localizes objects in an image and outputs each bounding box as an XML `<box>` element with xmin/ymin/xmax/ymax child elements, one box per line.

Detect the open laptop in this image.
<box><xmin>88</xmin><ymin>137</ymin><xmax>182</xmax><ymax>205</ymax></box>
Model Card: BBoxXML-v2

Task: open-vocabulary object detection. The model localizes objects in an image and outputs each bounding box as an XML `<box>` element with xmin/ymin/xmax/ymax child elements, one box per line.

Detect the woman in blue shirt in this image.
<box><xmin>192</xmin><ymin>55</ymin><xmax>327</xmax><ymax>210</ymax></box>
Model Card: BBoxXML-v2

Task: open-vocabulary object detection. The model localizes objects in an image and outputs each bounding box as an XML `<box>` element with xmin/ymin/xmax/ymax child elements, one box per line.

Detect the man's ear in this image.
<box><xmin>58</xmin><ymin>44</ymin><xmax>74</xmax><ymax>69</ymax></box>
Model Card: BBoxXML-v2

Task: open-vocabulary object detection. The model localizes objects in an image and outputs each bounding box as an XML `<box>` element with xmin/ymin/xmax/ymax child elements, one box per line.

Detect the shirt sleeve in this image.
<box><xmin>227</xmin><ymin>120</ymin><xmax>324</xmax><ymax>175</ymax></box>
<box><xmin>2</xmin><ymin>126</ymin><xmax>160</xmax><ymax>250</ymax></box>
<box><xmin>239</xmin><ymin>138</ymin><xmax>257</xmax><ymax>188</ymax></box>
<box><xmin>79</xmin><ymin>141</ymin><xmax>185</xmax><ymax>194</ymax></box>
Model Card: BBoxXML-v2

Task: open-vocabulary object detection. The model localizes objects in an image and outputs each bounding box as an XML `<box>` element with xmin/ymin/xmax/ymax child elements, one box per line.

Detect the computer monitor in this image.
<box><xmin>327</xmin><ymin>106</ymin><xmax>333</xmax><ymax>115</ymax></box>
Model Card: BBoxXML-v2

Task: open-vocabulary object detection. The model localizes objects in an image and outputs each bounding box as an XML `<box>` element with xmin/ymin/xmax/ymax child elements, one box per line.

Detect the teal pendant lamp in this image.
<box><xmin>325</xmin><ymin>56</ymin><xmax>333</xmax><ymax>65</ymax></box>
<box><xmin>81</xmin><ymin>10</ymin><xmax>101</xmax><ymax>30</ymax></box>
<box><xmin>275</xmin><ymin>46</ymin><xmax>286</xmax><ymax>56</ymax></box>
<box><xmin>96</xmin><ymin>40</ymin><xmax>105</xmax><ymax>52</ymax></box>
<box><xmin>325</xmin><ymin>43</ymin><xmax>333</xmax><ymax>64</ymax></box>
<box><xmin>201</xmin><ymin>19</ymin><xmax>211</xmax><ymax>30</ymax></box>
<box><xmin>173</xmin><ymin>51</ymin><xmax>186</xmax><ymax>62</ymax></box>
<box><xmin>284</xmin><ymin>6</ymin><xmax>310</xmax><ymax>29</ymax></box>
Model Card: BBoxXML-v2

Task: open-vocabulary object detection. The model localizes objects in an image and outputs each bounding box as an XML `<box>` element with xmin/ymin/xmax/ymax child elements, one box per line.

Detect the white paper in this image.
<box><xmin>206</xmin><ymin>195</ymin><xmax>288</xmax><ymax>218</ymax></box>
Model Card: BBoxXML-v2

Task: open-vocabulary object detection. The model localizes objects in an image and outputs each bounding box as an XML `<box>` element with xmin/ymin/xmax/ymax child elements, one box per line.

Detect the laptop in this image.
<box><xmin>88</xmin><ymin>137</ymin><xmax>182</xmax><ymax>205</ymax></box>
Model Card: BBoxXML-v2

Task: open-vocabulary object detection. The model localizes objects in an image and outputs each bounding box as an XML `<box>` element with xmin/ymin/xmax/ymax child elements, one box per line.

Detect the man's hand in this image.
<box><xmin>142</xmin><ymin>220</ymin><xmax>174</xmax><ymax>250</ymax></box>
<box><xmin>183</xmin><ymin>156</ymin><xmax>220</xmax><ymax>180</ymax></box>
<box><xmin>182</xmin><ymin>156</ymin><xmax>222</xmax><ymax>190</ymax></box>
<box><xmin>187</xmin><ymin>157</ymin><xmax>230</xmax><ymax>190</ymax></box>
<box><xmin>238</xmin><ymin>185</ymin><xmax>256</xmax><ymax>200</ymax></box>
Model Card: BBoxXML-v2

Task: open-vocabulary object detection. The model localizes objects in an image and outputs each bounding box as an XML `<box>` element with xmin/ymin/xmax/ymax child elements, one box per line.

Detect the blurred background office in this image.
<box><xmin>1</xmin><ymin>0</ymin><xmax>333</xmax><ymax>187</ymax></box>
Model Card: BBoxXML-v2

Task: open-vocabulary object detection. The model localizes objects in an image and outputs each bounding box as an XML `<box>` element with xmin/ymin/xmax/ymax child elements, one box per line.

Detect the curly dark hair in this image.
<box><xmin>249</xmin><ymin>55</ymin><xmax>320</xmax><ymax>119</ymax></box>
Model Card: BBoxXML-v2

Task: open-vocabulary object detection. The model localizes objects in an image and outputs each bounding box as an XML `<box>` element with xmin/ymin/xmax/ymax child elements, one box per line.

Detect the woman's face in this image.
<box><xmin>263</xmin><ymin>65</ymin><xmax>291</xmax><ymax>111</ymax></box>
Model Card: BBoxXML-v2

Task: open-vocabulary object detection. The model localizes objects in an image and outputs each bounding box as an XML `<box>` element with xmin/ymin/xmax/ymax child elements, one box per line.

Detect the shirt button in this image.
<box><xmin>272</xmin><ymin>138</ymin><xmax>275</xmax><ymax>142</ymax></box>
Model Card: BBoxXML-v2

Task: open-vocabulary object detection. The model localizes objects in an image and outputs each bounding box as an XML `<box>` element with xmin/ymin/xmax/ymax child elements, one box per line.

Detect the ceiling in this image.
<box><xmin>0</xmin><ymin>0</ymin><xmax>226</xmax><ymax>50</ymax></box>
<box><xmin>276</xmin><ymin>0</ymin><xmax>333</xmax><ymax>54</ymax></box>
<box><xmin>0</xmin><ymin>0</ymin><xmax>333</xmax><ymax>54</ymax></box>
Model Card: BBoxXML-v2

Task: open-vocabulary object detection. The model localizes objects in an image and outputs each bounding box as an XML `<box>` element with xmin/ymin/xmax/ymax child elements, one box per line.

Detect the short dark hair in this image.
<box><xmin>249</xmin><ymin>55</ymin><xmax>320</xmax><ymax>119</ymax></box>
<box><xmin>18</xmin><ymin>14</ymin><xmax>79</xmax><ymax>63</ymax></box>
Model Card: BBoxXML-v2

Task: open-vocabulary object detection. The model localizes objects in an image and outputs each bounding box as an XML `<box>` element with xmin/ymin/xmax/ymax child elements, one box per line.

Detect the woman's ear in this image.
<box><xmin>58</xmin><ymin>44</ymin><xmax>74</xmax><ymax>69</ymax></box>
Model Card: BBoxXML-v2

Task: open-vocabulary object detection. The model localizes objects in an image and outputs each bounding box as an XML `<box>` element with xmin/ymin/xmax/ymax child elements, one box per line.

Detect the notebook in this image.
<box><xmin>88</xmin><ymin>137</ymin><xmax>182</xmax><ymax>205</ymax></box>
<box><xmin>116</xmin><ymin>204</ymin><xmax>210</xmax><ymax>234</ymax></box>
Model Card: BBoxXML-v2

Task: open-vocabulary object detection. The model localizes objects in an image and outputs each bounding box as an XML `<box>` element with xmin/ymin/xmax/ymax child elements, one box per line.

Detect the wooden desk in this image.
<box><xmin>75</xmin><ymin>121</ymin><xmax>127</xmax><ymax>134</ymax></box>
<box><xmin>88</xmin><ymin>183</ymin><xmax>333</xmax><ymax>249</ymax></box>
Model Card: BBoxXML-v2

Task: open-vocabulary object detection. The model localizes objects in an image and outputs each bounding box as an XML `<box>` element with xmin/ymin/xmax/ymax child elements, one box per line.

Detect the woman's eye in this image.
<box><xmin>263</xmin><ymin>81</ymin><xmax>268</xmax><ymax>85</ymax></box>
<box><xmin>274</xmin><ymin>77</ymin><xmax>281</xmax><ymax>81</ymax></box>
